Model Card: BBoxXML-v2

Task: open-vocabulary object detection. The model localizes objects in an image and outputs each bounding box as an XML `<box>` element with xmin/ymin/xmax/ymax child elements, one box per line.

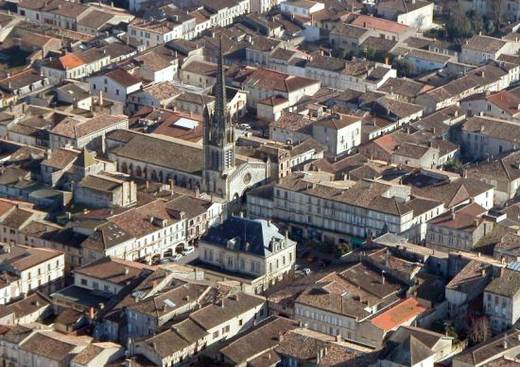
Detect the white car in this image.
<box><xmin>182</xmin><ymin>246</ymin><xmax>195</xmax><ymax>255</ymax></box>
<box><xmin>239</xmin><ymin>123</ymin><xmax>251</xmax><ymax>130</ymax></box>
<box><xmin>170</xmin><ymin>253</ymin><xmax>183</xmax><ymax>262</ymax></box>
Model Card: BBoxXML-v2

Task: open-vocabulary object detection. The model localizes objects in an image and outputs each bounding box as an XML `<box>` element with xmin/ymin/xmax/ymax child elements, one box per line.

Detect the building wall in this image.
<box><xmin>484</xmin><ymin>290</ymin><xmax>520</xmax><ymax>333</ymax></box>
<box><xmin>0</xmin><ymin>252</ymin><xmax>65</xmax><ymax>305</ymax></box>
<box><xmin>49</xmin><ymin>119</ymin><xmax>128</xmax><ymax>150</ymax></box>
<box><xmin>244</xmin><ymin>80</ymin><xmax>321</xmax><ymax>108</ymax></box>
<box><xmin>74</xmin><ymin>273</ymin><xmax>124</xmax><ymax>295</ymax></box>
<box><xmin>89</xmin><ymin>76</ymin><xmax>141</xmax><ymax>104</ymax></box>
<box><xmin>198</xmin><ymin>236</ymin><xmax>296</xmax><ymax>288</ymax></box>
<box><xmin>461</xmin><ymin>130</ymin><xmax>520</xmax><ymax>161</ymax></box>
<box><xmin>312</xmin><ymin>120</ymin><xmax>362</xmax><ymax>156</ymax></box>
<box><xmin>264</xmin><ymin>185</ymin><xmax>415</xmax><ymax>240</ymax></box>
<box><xmin>75</xmin><ymin>180</ymin><xmax>137</xmax><ymax>208</ymax></box>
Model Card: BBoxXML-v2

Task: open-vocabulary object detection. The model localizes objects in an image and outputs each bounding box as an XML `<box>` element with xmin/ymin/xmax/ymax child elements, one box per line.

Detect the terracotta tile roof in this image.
<box><xmin>60</xmin><ymin>53</ymin><xmax>85</xmax><ymax>69</ymax></box>
<box><xmin>0</xmin><ymin>292</ymin><xmax>51</xmax><ymax>320</ymax></box>
<box><xmin>50</xmin><ymin>114</ymin><xmax>127</xmax><ymax>139</ymax></box>
<box><xmin>429</xmin><ymin>202</ymin><xmax>486</xmax><ymax>231</ymax></box>
<box><xmin>370</xmin><ymin>297</ymin><xmax>426</xmax><ymax>331</ymax></box>
<box><xmin>140</xmin><ymin>329</ymin><xmax>192</xmax><ymax>358</ymax></box>
<box><xmin>314</xmin><ymin>113</ymin><xmax>361</xmax><ymax>130</ymax></box>
<box><xmin>486</xmin><ymin>268</ymin><xmax>520</xmax><ymax>297</ymax></box>
<box><xmin>0</xmin><ymin>325</ymin><xmax>32</xmax><ymax>344</ymax></box>
<box><xmin>487</xmin><ymin>90</ymin><xmax>520</xmax><ymax>115</ymax></box>
<box><xmin>189</xmin><ymin>292</ymin><xmax>264</xmax><ymax>330</ymax></box>
<box><xmin>41</xmin><ymin>148</ymin><xmax>79</xmax><ymax>170</ymax></box>
<box><xmin>462</xmin><ymin>116</ymin><xmax>520</xmax><ymax>143</ymax></box>
<box><xmin>110</xmin><ymin>132</ymin><xmax>203</xmax><ymax>174</ymax></box>
<box><xmin>19</xmin><ymin>333</ymin><xmax>78</xmax><ymax>362</ymax></box>
<box><xmin>275</xmin><ymin>328</ymin><xmax>361</xmax><ymax>364</ymax></box>
<box><xmin>0</xmin><ymin>244</ymin><xmax>62</xmax><ymax>272</ymax></box>
<box><xmin>257</xmin><ymin>96</ymin><xmax>288</xmax><ymax>106</ymax></box>
<box><xmin>74</xmin><ymin>257</ymin><xmax>152</xmax><ymax>286</ymax></box>
<box><xmin>108</xmin><ymin>198</ymin><xmax>183</xmax><ymax>238</ymax></box>
<box><xmin>127</xmin><ymin>283</ymin><xmax>209</xmax><ymax>318</ymax></box>
<box><xmin>352</xmin><ymin>15</ymin><xmax>411</xmax><ymax>33</ymax></box>
<box><xmin>270</xmin><ymin>111</ymin><xmax>313</xmax><ymax>133</ymax></box>
<box><xmin>377</xmin><ymin>0</ymin><xmax>431</xmax><ymax>13</ymax></box>
<box><xmin>220</xmin><ymin>316</ymin><xmax>298</xmax><ymax>364</ymax></box>
<box><xmin>373</xmin><ymin>133</ymin><xmax>399</xmax><ymax>153</ymax></box>
<box><xmin>446</xmin><ymin>260</ymin><xmax>491</xmax><ymax>292</ymax></box>
<box><xmin>0</xmin><ymin>199</ymin><xmax>16</xmax><ymax>217</ymax></box>
<box><xmin>454</xmin><ymin>330</ymin><xmax>520</xmax><ymax>365</ymax></box>
<box><xmin>104</xmin><ymin>68</ymin><xmax>142</xmax><ymax>87</ymax></box>
<box><xmin>412</xmin><ymin>177</ymin><xmax>493</xmax><ymax>208</ymax></box>
<box><xmin>463</xmin><ymin>35</ymin><xmax>507</xmax><ymax>53</ymax></box>
<box><xmin>244</xmin><ymin>68</ymin><xmax>319</xmax><ymax>94</ymax></box>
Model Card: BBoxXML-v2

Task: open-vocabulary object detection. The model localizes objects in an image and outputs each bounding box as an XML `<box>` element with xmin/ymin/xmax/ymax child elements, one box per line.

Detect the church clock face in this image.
<box><xmin>243</xmin><ymin>172</ymin><xmax>252</xmax><ymax>185</ymax></box>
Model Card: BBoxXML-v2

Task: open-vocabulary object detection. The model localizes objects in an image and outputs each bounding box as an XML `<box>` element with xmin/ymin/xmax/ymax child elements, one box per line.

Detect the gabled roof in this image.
<box><xmin>377</xmin><ymin>0</ymin><xmax>432</xmax><ymax>14</ymax></box>
<box><xmin>74</xmin><ymin>256</ymin><xmax>152</xmax><ymax>286</ymax></box>
<box><xmin>463</xmin><ymin>35</ymin><xmax>507</xmax><ymax>53</ymax></box>
<box><xmin>384</xmin><ymin>334</ymin><xmax>434</xmax><ymax>366</ymax></box>
<box><xmin>189</xmin><ymin>292</ymin><xmax>264</xmax><ymax>330</ymax></box>
<box><xmin>101</xmin><ymin>68</ymin><xmax>142</xmax><ymax>87</ymax></box>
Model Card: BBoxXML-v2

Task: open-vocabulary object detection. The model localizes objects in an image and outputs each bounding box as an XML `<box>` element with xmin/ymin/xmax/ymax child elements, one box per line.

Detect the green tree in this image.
<box><xmin>444</xmin><ymin>158</ymin><xmax>463</xmax><ymax>173</ymax></box>
<box><xmin>445</xmin><ymin>6</ymin><xmax>474</xmax><ymax>40</ymax></box>
<box><xmin>393</xmin><ymin>58</ymin><xmax>413</xmax><ymax>77</ymax></box>
<box><xmin>336</xmin><ymin>242</ymin><xmax>352</xmax><ymax>257</ymax></box>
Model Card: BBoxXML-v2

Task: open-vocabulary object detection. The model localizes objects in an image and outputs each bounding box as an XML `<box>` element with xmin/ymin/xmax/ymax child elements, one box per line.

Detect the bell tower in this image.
<box><xmin>202</xmin><ymin>36</ymin><xmax>235</xmax><ymax>198</ymax></box>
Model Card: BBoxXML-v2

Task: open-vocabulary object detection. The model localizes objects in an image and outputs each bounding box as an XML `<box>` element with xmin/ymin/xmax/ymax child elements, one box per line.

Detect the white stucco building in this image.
<box><xmin>0</xmin><ymin>244</ymin><xmax>64</xmax><ymax>305</ymax></box>
<box><xmin>197</xmin><ymin>216</ymin><xmax>296</xmax><ymax>292</ymax></box>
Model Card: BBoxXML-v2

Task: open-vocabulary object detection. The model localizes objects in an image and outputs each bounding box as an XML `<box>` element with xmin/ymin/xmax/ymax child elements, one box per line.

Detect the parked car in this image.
<box><xmin>171</xmin><ymin>253</ymin><xmax>183</xmax><ymax>262</ymax></box>
<box><xmin>182</xmin><ymin>246</ymin><xmax>195</xmax><ymax>255</ymax></box>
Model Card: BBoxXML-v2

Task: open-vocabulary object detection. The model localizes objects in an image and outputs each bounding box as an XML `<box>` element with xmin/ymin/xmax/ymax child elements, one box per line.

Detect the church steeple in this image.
<box><xmin>214</xmin><ymin>36</ymin><xmax>227</xmax><ymax>125</ymax></box>
<box><xmin>202</xmin><ymin>35</ymin><xmax>236</xmax><ymax>198</ymax></box>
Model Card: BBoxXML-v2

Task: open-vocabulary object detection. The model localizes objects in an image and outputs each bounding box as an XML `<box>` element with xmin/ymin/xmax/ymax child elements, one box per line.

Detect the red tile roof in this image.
<box><xmin>0</xmin><ymin>199</ymin><xmax>16</xmax><ymax>217</ymax></box>
<box><xmin>373</xmin><ymin>133</ymin><xmax>399</xmax><ymax>153</ymax></box>
<box><xmin>352</xmin><ymin>15</ymin><xmax>411</xmax><ymax>33</ymax></box>
<box><xmin>59</xmin><ymin>53</ymin><xmax>85</xmax><ymax>69</ymax></box>
<box><xmin>370</xmin><ymin>297</ymin><xmax>426</xmax><ymax>331</ymax></box>
<box><xmin>487</xmin><ymin>90</ymin><xmax>520</xmax><ymax>115</ymax></box>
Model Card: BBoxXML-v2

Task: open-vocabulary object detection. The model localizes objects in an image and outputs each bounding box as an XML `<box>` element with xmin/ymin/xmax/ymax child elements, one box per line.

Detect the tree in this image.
<box><xmin>393</xmin><ymin>58</ymin><xmax>413</xmax><ymax>77</ymax></box>
<box><xmin>365</xmin><ymin>47</ymin><xmax>376</xmax><ymax>60</ymax></box>
<box><xmin>335</xmin><ymin>48</ymin><xmax>348</xmax><ymax>60</ymax></box>
<box><xmin>444</xmin><ymin>158</ymin><xmax>464</xmax><ymax>174</ymax></box>
<box><xmin>446</xmin><ymin>7</ymin><xmax>474</xmax><ymax>40</ymax></box>
<box><xmin>467</xmin><ymin>316</ymin><xmax>491</xmax><ymax>346</ymax></box>
<box><xmin>431</xmin><ymin>320</ymin><xmax>459</xmax><ymax>342</ymax></box>
<box><xmin>467</xmin><ymin>10</ymin><xmax>484</xmax><ymax>35</ymax></box>
<box><xmin>336</xmin><ymin>242</ymin><xmax>352</xmax><ymax>257</ymax></box>
<box><xmin>489</xmin><ymin>0</ymin><xmax>505</xmax><ymax>32</ymax></box>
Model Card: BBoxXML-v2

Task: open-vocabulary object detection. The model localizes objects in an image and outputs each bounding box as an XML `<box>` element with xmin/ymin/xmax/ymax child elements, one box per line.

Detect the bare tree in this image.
<box><xmin>490</xmin><ymin>0</ymin><xmax>505</xmax><ymax>31</ymax></box>
<box><xmin>467</xmin><ymin>316</ymin><xmax>491</xmax><ymax>346</ymax></box>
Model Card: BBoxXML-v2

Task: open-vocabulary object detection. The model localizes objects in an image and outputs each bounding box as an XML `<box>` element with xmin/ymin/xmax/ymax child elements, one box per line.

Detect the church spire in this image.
<box><xmin>214</xmin><ymin>36</ymin><xmax>226</xmax><ymax>124</ymax></box>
